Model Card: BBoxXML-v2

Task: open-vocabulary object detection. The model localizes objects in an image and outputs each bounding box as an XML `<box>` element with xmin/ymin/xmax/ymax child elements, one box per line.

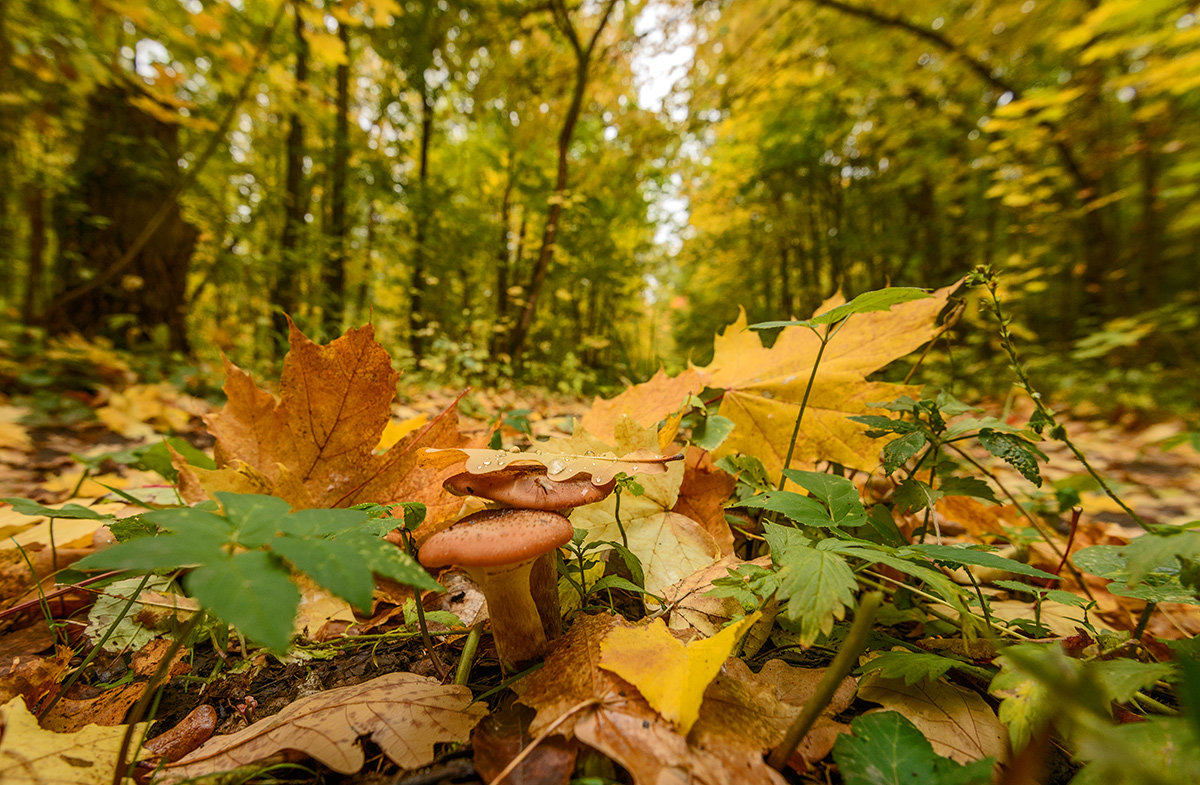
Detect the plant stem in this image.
<box><xmin>39</xmin><ymin>572</ymin><xmax>156</xmax><ymax>720</ymax></box>
<box><xmin>768</xmin><ymin>591</ymin><xmax>882</xmax><ymax>770</ymax></box>
<box><xmin>1133</xmin><ymin>602</ymin><xmax>1157</xmax><ymax>639</ymax></box>
<box><xmin>981</xmin><ymin>277</ymin><xmax>1149</xmax><ymax>531</ymax></box>
<box><xmin>454</xmin><ymin>624</ymin><xmax>482</xmax><ymax>686</ymax></box>
<box><xmin>112</xmin><ymin>610</ymin><xmax>204</xmax><ymax>785</ymax></box>
<box><xmin>400</xmin><ymin>531</ymin><xmax>447</xmax><ymax>680</ymax></box>
<box><xmin>778</xmin><ymin>326</ymin><xmax>832</xmax><ymax>490</ymax></box>
<box><xmin>613</xmin><ymin>485</ymin><xmax>628</xmax><ymax>550</ymax></box>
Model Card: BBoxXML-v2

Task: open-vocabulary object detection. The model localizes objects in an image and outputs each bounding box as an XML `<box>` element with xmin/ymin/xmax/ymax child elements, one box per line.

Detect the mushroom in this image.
<box><xmin>418</xmin><ymin>508</ymin><xmax>573</xmax><ymax>670</ymax></box>
<box><xmin>442</xmin><ymin>465</ymin><xmax>618</xmax><ymax>639</ymax></box>
<box><xmin>443</xmin><ymin>466</ymin><xmax>616</xmax><ymax>511</ymax></box>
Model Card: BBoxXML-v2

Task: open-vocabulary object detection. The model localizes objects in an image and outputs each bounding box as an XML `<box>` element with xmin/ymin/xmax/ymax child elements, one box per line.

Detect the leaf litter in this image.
<box><xmin>0</xmin><ymin>304</ymin><xmax>1198</xmax><ymax>784</ymax></box>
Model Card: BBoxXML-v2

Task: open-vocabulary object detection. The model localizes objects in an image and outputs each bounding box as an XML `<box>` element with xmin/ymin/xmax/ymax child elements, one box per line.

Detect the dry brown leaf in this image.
<box><xmin>0</xmin><ymin>695</ymin><xmax>148</xmax><ymax>784</ymax></box>
<box><xmin>516</xmin><ymin>614</ymin><xmax>850</xmax><ymax>785</ymax></box>
<box><xmin>472</xmin><ymin>703</ymin><xmax>577</xmax><ymax>785</ymax></box>
<box><xmin>201</xmin><ymin>323</ymin><xmax>476</xmax><ymax>528</ymax></box>
<box><xmin>0</xmin><ymin>649</ymin><xmax>71</xmax><ymax>711</ymax></box>
<box><xmin>163</xmin><ymin>672</ymin><xmax>485</xmax><ymax>780</ymax></box>
<box><xmin>857</xmin><ymin>672</ymin><xmax>1008</xmax><ymax>764</ymax></box>
<box><xmin>433</xmin><ymin>446</ymin><xmax>680</xmax><ymax>485</ymax></box>
<box><xmin>661</xmin><ymin>555</ymin><xmax>776</xmax><ymax>653</ymax></box>
<box><xmin>671</xmin><ymin>446</ymin><xmax>737</xmax><ymax>555</ymax></box>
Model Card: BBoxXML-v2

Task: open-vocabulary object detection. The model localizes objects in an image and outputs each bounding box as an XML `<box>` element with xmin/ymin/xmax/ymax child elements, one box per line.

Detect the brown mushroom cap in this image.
<box><xmin>418</xmin><ymin>508</ymin><xmax>574</xmax><ymax>568</ymax></box>
<box><xmin>443</xmin><ymin>467</ymin><xmax>616</xmax><ymax>511</ymax></box>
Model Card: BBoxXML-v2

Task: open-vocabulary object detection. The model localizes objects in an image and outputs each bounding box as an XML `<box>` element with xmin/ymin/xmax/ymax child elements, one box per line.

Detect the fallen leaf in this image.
<box><xmin>517</xmin><ymin>614</ymin><xmax>847</xmax><ymax>785</ymax></box>
<box><xmin>0</xmin><ymin>695</ymin><xmax>148</xmax><ymax>784</ymax></box>
<box><xmin>661</xmin><ymin>555</ymin><xmax>776</xmax><ymax>650</ymax></box>
<box><xmin>0</xmin><ymin>649</ymin><xmax>71</xmax><ymax>711</ymax></box>
<box><xmin>202</xmin><ymin>323</ymin><xmax>476</xmax><ymax>527</ymax></box>
<box><xmin>163</xmin><ymin>672</ymin><xmax>485</xmax><ymax>780</ymax></box>
<box><xmin>671</xmin><ymin>446</ymin><xmax>737</xmax><ymax>555</ymax></box>
<box><xmin>376</xmin><ymin>414</ymin><xmax>428</xmax><ymax>452</ymax></box>
<box><xmin>472</xmin><ymin>702</ymin><xmax>577</xmax><ymax>785</ymax></box>
<box><xmin>599</xmin><ymin>613</ymin><xmax>760</xmax><ymax>734</ymax></box>
<box><xmin>580</xmin><ymin>367</ymin><xmax>705</xmax><ymax>444</ymax></box>
<box><xmin>857</xmin><ymin>672</ymin><xmax>1008</xmax><ymax>764</ymax></box>
<box><xmin>557</xmin><ymin>421</ymin><xmax>721</xmax><ymax>596</ymax></box>
<box><xmin>0</xmin><ymin>407</ymin><xmax>32</xmax><ymax>452</ymax></box>
<box><xmin>41</xmin><ymin>682</ymin><xmax>145</xmax><ymax>733</ymax></box>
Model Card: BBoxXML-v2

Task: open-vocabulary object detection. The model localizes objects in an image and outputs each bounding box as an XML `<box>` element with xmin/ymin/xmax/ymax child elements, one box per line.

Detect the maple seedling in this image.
<box><xmin>419</xmin><ymin>508</ymin><xmax>574</xmax><ymax>670</ymax></box>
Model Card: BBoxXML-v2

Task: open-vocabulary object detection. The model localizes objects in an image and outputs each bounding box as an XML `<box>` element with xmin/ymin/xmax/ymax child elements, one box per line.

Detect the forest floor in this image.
<box><xmin>2</xmin><ymin>332</ymin><xmax>1199</xmax><ymax>785</ymax></box>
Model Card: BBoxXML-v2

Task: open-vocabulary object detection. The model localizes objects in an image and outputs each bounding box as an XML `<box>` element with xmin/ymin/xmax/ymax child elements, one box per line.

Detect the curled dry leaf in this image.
<box><xmin>857</xmin><ymin>672</ymin><xmax>1008</xmax><ymax>765</ymax></box>
<box><xmin>661</xmin><ymin>555</ymin><xmax>777</xmax><ymax>654</ymax></box>
<box><xmin>161</xmin><ymin>672</ymin><xmax>485</xmax><ymax>781</ymax></box>
<box><xmin>428</xmin><ymin>447</ymin><xmax>681</xmax><ymax>485</ymax></box>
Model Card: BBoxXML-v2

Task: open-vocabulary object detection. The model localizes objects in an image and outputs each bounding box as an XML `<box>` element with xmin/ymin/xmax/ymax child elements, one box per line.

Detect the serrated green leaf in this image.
<box><xmin>742</xmin><ymin>489</ymin><xmax>828</xmax><ymax>525</ymax></box>
<box><xmin>185</xmin><ymin>550</ymin><xmax>299</xmax><ymax>652</ymax></box>
<box><xmin>285</xmin><ymin>508</ymin><xmax>372</xmax><ymax>538</ymax></box>
<box><xmin>75</xmin><ymin>531</ymin><xmax>227</xmax><ymax>571</ymax></box>
<box><xmin>752</xmin><ymin>288</ymin><xmax>931</xmax><ymax>330</ymax></box>
<box><xmin>1091</xmin><ymin>660</ymin><xmax>1176</xmax><ymax>705</ymax></box>
<box><xmin>992</xmin><ymin>580</ymin><xmax>1091</xmax><ymax>608</ymax></box>
<box><xmin>775</xmin><ymin>544</ymin><xmax>857</xmax><ymax>644</ymax></box>
<box><xmin>1073</xmin><ymin>544</ymin><xmax>1200</xmax><ymax>604</ymax></box>
<box><xmin>341</xmin><ymin>534</ymin><xmax>441</xmax><ymax>593</ymax></box>
<box><xmin>990</xmin><ymin>642</ymin><xmax>1078</xmax><ymax>749</ymax></box>
<box><xmin>692</xmin><ymin>414</ymin><xmax>735</xmax><ymax>451</ymax></box>
<box><xmin>144</xmin><ymin>507</ymin><xmax>231</xmax><ymax>539</ymax></box>
<box><xmin>894</xmin><ymin>478</ymin><xmax>943</xmax><ymax>513</ymax></box>
<box><xmin>882</xmin><ymin>431</ymin><xmax>928</xmax><ymax>475</ymax></box>
<box><xmin>977</xmin><ymin>429</ymin><xmax>1044</xmax><ymax>486</ymax></box>
<box><xmin>907</xmin><ymin>544</ymin><xmax>1059</xmax><ymax>581</ymax></box>
<box><xmin>271</xmin><ymin>536</ymin><xmax>376</xmax><ymax>612</ymax></box>
<box><xmin>831</xmin><ymin>543</ymin><xmax>969</xmax><ymax>614</ymax></box>
<box><xmin>108</xmin><ymin>515</ymin><xmax>159</xmax><ymax>542</ymax></box>
<box><xmin>783</xmin><ymin>469</ymin><xmax>868</xmax><ymax>527</ymax></box>
<box><xmin>865</xmin><ymin>505</ymin><xmax>908</xmax><ymax>547</ymax></box>
<box><xmin>849</xmin><ymin>414</ymin><xmax>922</xmax><ymax>435</ymax></box>
<box><xmin>762</xmin><ymin>521</ymin><xmax>812</xmax><ymax>564</ymax></box>
<box><xmin>217</xmin><ymin>492</ymin><xmax>291</xmax><ymax>547</ymax></box>
<box><xmin>938</xmin><ymin>476</ymin><xmax>1000</xmax><ymax>505</ymax></box>
<box><xmin>858</xmin><ymin>651</ymin><xmax>962</xmax><ymax>685</ymax></box>
<box><xmin>1071</xmin><ymin>545</ymin><xmax>1127</xmax><ymax>580</ymax></box>
<box><xmin>1</xmin><ymin>497</ymin><xmax>115</xmax><ymax>520</ymax></box>
<box><xmin>833</xmin><ymin>711</ymin><xmax>994</xmax><ymax>785</ymax></box>
<box><xmin>1123</xmin><ymin>531</ymin><xmax>1200</xmax><ymax>586</ymax></box>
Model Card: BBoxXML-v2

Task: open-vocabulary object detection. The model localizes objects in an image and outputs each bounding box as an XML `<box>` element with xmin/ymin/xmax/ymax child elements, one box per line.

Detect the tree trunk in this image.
<box><xmin>277</xmin><ymin>2</ymin><xmax>309</xmax><ymax>334</ymax></box>
<box><xmin>48</xmin><ymin>85</ymin><xmax>197</xmax><ymax>351</ymax></box>
<box><xmin>505</xmin><ymin>0</ymin><xmax>618</xmax><ymax>365</ymax></box>
<box><xmin>490</xmin><ymin>165</ymin><xmax>514</xmax><ymax>356</ymax></box>
<box><xmin>21</xmin><ymin>184</ymin><xmax>44</xmax><ymax>322</ymax></box>
<box><xmin>408</xmin><ymin>84</ymin><xmax>433</xmax><ymax>357</ymax></box>
<box><xmin>324</xmin><ymin>17</ymin><xmax>351</xmax><ymax>331</ymax></box>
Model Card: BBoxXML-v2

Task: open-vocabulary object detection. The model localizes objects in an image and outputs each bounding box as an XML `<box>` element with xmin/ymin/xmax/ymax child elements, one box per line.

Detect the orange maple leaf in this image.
<box><xmin>199</xmin><ymin>322</ymin><xmax>474</xmax><ymax>526</ymax></box>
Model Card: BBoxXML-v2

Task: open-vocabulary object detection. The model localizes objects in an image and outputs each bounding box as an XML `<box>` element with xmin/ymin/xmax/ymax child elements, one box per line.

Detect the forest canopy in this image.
<box><xmin>1</xmin><ymin>0</ymin><xmax>1197</xmax><ymax>400</ymax></box>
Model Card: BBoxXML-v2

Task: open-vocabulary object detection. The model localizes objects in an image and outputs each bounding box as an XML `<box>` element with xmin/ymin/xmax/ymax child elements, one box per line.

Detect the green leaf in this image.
<box><xmin>603</xmin><ymin>541</ymin><xmax>645</xmax><ymax>588</ymax></box>
<box><xmin>831</xmin><ymin>543</ymin><xmax>969</xmax><ymax>615</ymax></box>
<box><xmin>752</xmin><ymin>288</ymin><xmax>931</xmax><ymax>330</ymax></box>
<box><xmin>271</xmin><ymin>536</ymin><xmax>377</xmax><ymax>612</ymax></box>
<box><xmin>144</xmin><ymin>507</ymin><xmax>231</xmax><ymax>539</ymax></box>
<box><xmin>692</xmin><ymin>414</ymin><xmax>735</xmax><ymax>451</ymax></box>
<box><xmin>990</xmin><ymin>643</ymin><xmax>1078</xmax><ymax>749</ymax></box>
<box><xmin>977</xmin><ymin>429</ymin><xmax>1045</xmax><ymax>486</ymax></box>
<box><xmin>894</xmin><ymin>478</ymin><xmax>943</xmax><ymax>514</ymax></box>
<box><xmin>858</xmin><ymin>651</ymin><xmax>963</xmax><ymax>685</ymax></box>
<box><xmin>882</xmin><ymin>431</ymin><xmax>928</xmax><ymax>475</ymax></box>
<box><xmin>938</xmin><ymin>476</ymin><xmax>1000</xmax><ymax>505</ymax></box>
<box><xmin>75</xmin><ymin>532</ymin><xmax>227</xmax><ymax>572</ymax></box>
<box><xmin>849</xmin><ymin>414</ymin><xmax>922</xmax><ymax>435</ymax></box>
<box><xmin>906</xmin><ymin>544</ymin><xmax>1059</xmax><ymax>581</ymax></box>
<box><xmin>993</xmin><ymin>580</ymin><xmax>1091</xmax><ymax>608</ymax></box>
<box><xmin>135</xmin><ymin>438</ymin><xmax>217</xmax><ymax>480</ymax></box>
<box><xmin>108</xmin><ymin>515</ymin><xmax>158</xmax><ymax>542</ymax></box>
<box><xmin>591</xmin><ymin>574</ymin><xmax>656</xmax><ymax>597</ymax></box>
<box><xmin>342</xmin><ymin>534</ymin><xmax>441</xmax><ymax>593</ymax></box>
<box><xmin>185</xmin><ymin>550</ymin><xmax>300</xmax><ymax>652</ymax></box>
<box><xmin>1073</xmin><ymin>544</ymin><xmax>1200</xmax><ymax>604</ymax></box>
<box><xmin>741</xmin><ymin>490</ymin><xmax>828</xmax><ymax>525</ymax></box>
<box><xmin>774</xmin><ymin>543</ymin><xmax>857</xmax><ymax>644</ymax></box>
<box><xmin>1123</xmin><ymin>531</ymin><xmax>1200</xmax><ymax>586</ymax></box>
<box><xmin>865</xmin><ymin>505</ymin><xmax>908</xmax><ymax>548</ymax></box>
<box><xmin>1091</xmin><ymin>660</ymin><xmax>1176</xmax><ymax>705</ymax></box>
<box><xmin>782</xmin><ymin>469</ymin><xmax>868</xmax><ymax>528</ymax></box>
<box><xmin>217</xmin><ymin>492</ymin><xmax>291</xmax><ymax>547</ymax></box>
<box><xmin>1</xmin><ymin>497</ymin><xmax>115</xmax><ymax>520</ymax></box>
<box><xmin>286</xmin><ymin>508</ymin><xmax>373</xmax><ymax>538</ymax></box>
<box><xmin>762</xmin><ymin>522</ymin><xmax>812</xmax><ymax>564</ymax></box>
<box><xmin>833</xmin><ymin>711</ymin><xmax>994</xmax><ymax>785</ymax></box>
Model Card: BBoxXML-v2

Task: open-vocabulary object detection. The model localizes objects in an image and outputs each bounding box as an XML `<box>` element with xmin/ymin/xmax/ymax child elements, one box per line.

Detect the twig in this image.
<box><xmin>768</xmin><ymin>591</ymin><xmax>882</xmax><ymax>770</ymax></box>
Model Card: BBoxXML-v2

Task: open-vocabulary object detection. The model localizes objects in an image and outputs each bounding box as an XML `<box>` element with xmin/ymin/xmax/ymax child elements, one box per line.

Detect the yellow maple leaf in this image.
<box><xmin>599</xmin><ymin>612</ymin><xmax>760</xmax><ymax>735</ymax></box>
<box><xmin>550</xmin><ymin>418</ymin><xmax>722</xmax><ymax>597</ymax></box>
<box><xmin>0</xmin><ymin>695</ymin><xmax>148</xmax><ymax>784</ymax></box>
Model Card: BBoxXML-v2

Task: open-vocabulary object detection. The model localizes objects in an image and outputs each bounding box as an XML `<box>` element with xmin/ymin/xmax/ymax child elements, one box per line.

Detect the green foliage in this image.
<box><xmin>75</xmin><ymin>492</ymin><xmax>440</xmax><ymax>651</ymax></box>
<box><xmin>833</xmin><ymin>712</ymin><xmax>994</xmax><ymax>785</ymax></box>
<box><xmin>857</xmin><ymin>651</ymin><xmax>965</xmax><ymax>686</ymax></box>
<box><xmin>1073</xmin><ymin>534</ymin><xmax>1200</xmax><ymax>605</ymax></box>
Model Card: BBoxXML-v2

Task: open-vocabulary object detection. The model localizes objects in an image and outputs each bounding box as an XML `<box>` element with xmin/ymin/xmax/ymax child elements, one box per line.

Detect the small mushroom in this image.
<box><xmin>418</xmin><ymin>508</ymin><xmax>573</xmax><ymax>670</ymax></box>
<box><xmin>444</xmin><ymin>466</ymin><xmax>616</xmax><ymax>511</ymax></box>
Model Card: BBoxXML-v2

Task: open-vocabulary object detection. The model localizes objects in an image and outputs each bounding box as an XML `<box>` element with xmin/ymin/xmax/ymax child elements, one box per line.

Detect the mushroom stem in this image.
<box><xmin>529</xmin><ymin>551</ymin><xmax>563</xmax><ymax>639</ymax></box>
<box><xmin>466</xmin><ymin>561</ymin><xmax>548</xmax><ymax>670</ymax></box>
